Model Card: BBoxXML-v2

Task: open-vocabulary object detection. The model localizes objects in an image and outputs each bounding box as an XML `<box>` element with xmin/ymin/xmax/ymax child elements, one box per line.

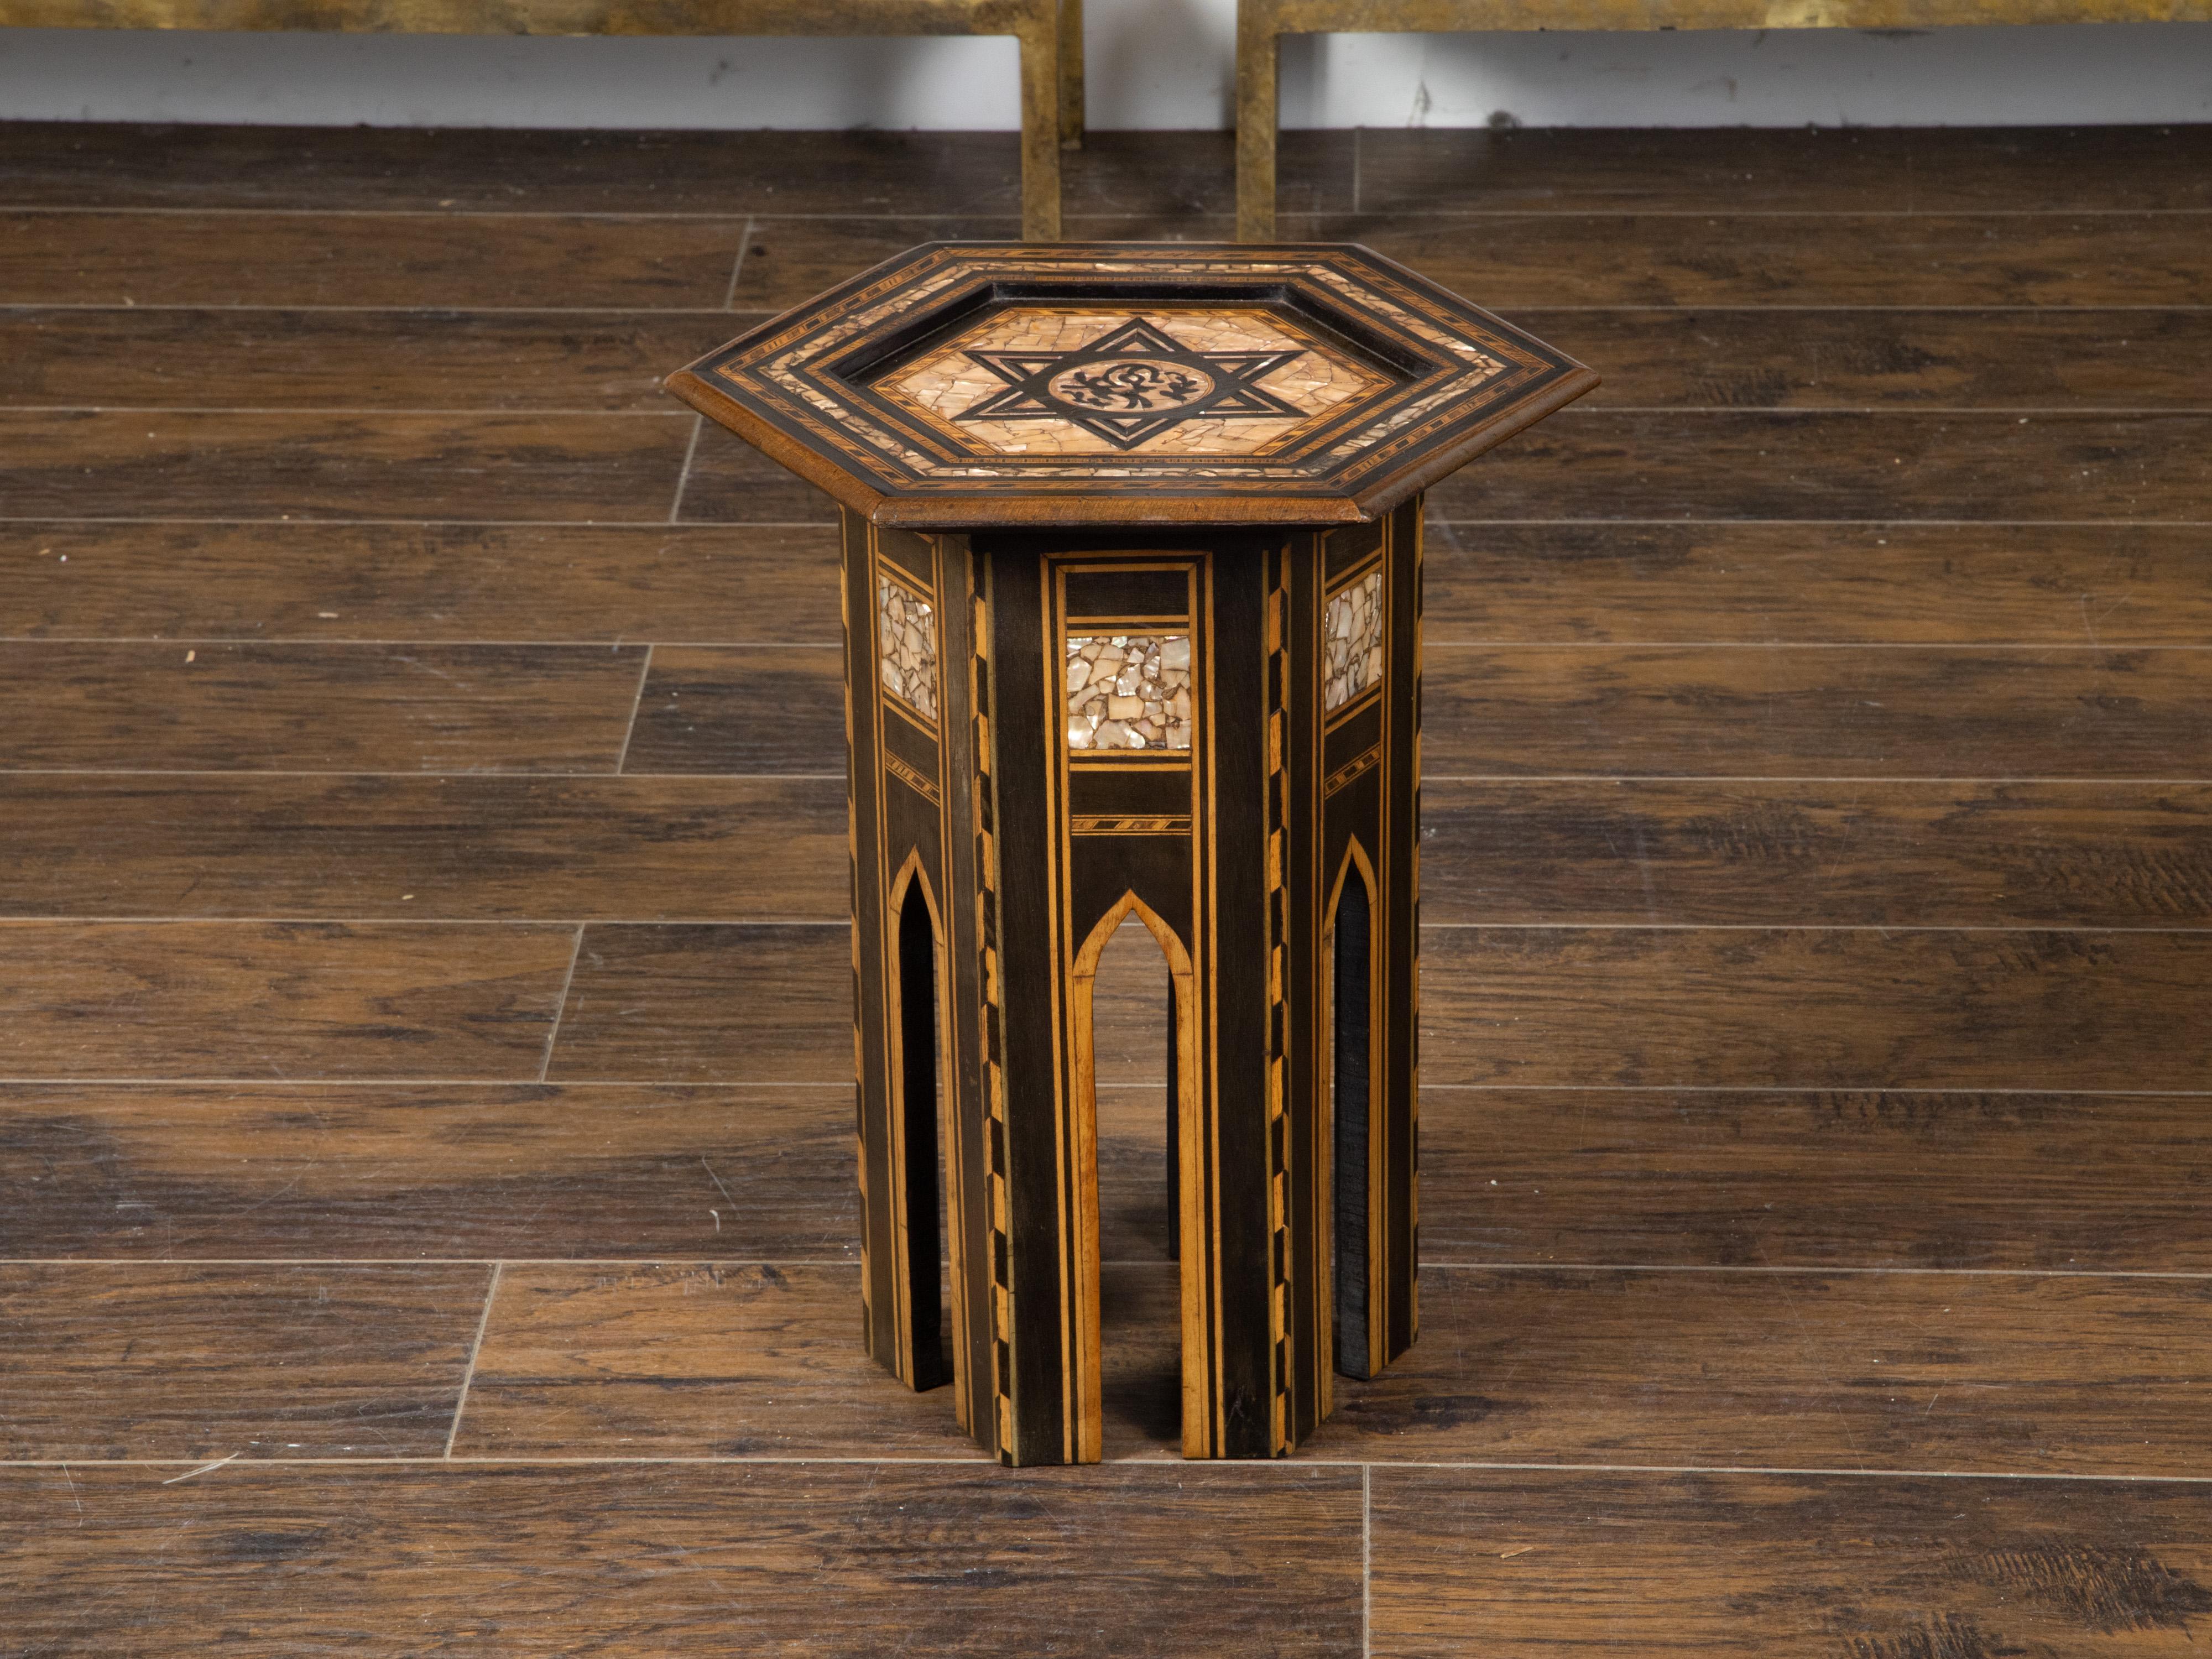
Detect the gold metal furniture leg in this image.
<box><xmin>1019</xmin><ymin>8</ymin><xmax>1066</xmax><ymax>240</ymax></box>
<box><xmin>1235</xmin><ymin>1</ymin><xmax>1280</xmax><ymax>242</ymax></box>
<box><xmin>1058</xmin><ymin>0</ymin><xmax>1086</xmax><ymax>147</ymax></box>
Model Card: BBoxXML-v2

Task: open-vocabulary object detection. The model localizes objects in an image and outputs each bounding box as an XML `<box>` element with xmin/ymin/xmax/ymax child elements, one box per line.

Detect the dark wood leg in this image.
<box><xmin>1314</xmin><ymin>501</ymin><xmax>1422</xmax><ymax>1383</ymax></box>
<box><xmin>972</xmin><ymin>535</ymin><xmax>1284</xmax><ymax>1460</ymax></box>
<box><xmin>844</xmin><ymin>513</ymin><xmax>993</xmax><ymax>1431</ymax></box>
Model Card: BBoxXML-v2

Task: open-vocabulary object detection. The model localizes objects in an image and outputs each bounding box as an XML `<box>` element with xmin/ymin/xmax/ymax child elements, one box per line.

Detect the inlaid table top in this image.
<box><xmin>666</xmin><ymin>241</ymin><xmax>1598</xmax><ymax>528</ymax></box>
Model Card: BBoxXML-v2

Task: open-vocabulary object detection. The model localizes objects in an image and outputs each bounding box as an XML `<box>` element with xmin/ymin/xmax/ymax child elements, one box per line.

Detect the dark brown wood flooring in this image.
<box><xmin>1</xmin><ymin>121</ymin><xmax>2208</xmax><ymax>1655</ymax></box>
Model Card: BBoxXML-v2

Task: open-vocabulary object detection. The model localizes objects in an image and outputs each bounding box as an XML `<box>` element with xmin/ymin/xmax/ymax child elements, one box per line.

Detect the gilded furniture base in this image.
<box><xmin>3</xmin><ymin>0</ymin><xmax>1083</xmax><ymax>241</ymax></box>
<box><xmin>1233</xmin><ymin>0</ymin><xmax>2212</xmax><ymax>239</ymax></box>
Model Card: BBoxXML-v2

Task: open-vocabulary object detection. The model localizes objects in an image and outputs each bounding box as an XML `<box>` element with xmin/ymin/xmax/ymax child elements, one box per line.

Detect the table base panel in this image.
<box><xmin>842</xmin><ymin>504</ymin><xmax>1422</xmax><ymax>1463</ymax></box>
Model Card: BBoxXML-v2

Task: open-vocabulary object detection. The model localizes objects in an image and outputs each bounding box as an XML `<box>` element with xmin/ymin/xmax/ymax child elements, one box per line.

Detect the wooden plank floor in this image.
<box><xmin>1</xmin><ymin>121</ymin><xmax>2208</xmax><ymax>1654</ymax></box>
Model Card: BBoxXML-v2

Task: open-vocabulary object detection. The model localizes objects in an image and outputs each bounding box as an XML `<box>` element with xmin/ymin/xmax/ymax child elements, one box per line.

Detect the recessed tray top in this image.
<box><xmin>666</xmin><ymin>241</ymin><xmax>1597</xmax><ymax>528</ymax></box>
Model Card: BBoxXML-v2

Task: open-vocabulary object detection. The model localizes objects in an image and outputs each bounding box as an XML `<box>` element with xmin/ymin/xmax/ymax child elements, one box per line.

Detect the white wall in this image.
<box><xmin>0</xmin><ymin>4</ymin><xmax>2205</xmax><ymax>129</ymax></box>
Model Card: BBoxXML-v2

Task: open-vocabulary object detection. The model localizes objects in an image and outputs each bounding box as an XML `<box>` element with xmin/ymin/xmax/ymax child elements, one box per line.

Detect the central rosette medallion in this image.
<box><xmin>1046</xmin><ymin>359</ymin><xmax>1217</xmax><ymax>413</ymax></box>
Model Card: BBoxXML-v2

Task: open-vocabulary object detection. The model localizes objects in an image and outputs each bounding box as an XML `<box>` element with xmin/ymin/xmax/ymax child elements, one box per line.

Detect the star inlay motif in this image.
<box><xmin>956</xmin><ymin>317</ymin><xmax>1312</xmax><ymax>451</ymax></box>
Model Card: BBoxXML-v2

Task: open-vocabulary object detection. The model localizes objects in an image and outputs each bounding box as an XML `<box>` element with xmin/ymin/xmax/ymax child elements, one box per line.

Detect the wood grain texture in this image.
<box><xmin>1416</xmin><ymin>1088</ymin><xmax>2212</xmax><ymax>1272</ymax></box>
<box><xmin>453</xmin><ymin>1258</ymin><xmax>2212</xmax><ymax>1474</ymax></box>
<box><xmin>0</xmin><ymin>643</ymin><xmax>649</xmax><ymax>772</ymax></box>
<box><xmin>1094</xmin><ymin>1084</ymin><xmax>1180</xmax><ymax>1266</ymax></box>
<box><xmin>1422</xmin><ymin>645</ymin><xmax>2212</xmax><ymax>778</ymax></box>
<box><xmin>0</xmin><ymin>1083</ymin><xmax>854</xmax><ymax>1259</ymax></box>
<box><xmin>2</xmin><ymin>410</ymin><xmax>695</xmax><ymax>520</ymax></box>
<box><xmin>1517</xmin><ymin>307</ymin><xmax>2212</xmax><ymax>410</ymax></box>
<box><xmin>0</xmin><ymin>921</ymin><xmax>577</xmax><ymax>1080</ymax></box>
<box><xmin>0</xmin><ymin>210</ymin><xmax>748</xmax><ymax>307</ymax></box>
<box><xmin>0</xmin><ymin>1461</ymin><xmax>1363</xmax><ymax>1655</ymax></box>
<box><xmin>1421</xmin><ymin>410</ymin><xmax>2212</xmax><ymax>521</ymax></box>
<box><xmin>454</xmin><ymin>1261</ymin><xmax>1197</xmax><ymax>1462</ymax></box>
<box><xmin>1420</xmin><ymin>780</ymin><xmax>2212</xmax><ymax>925</ymax></box>
<box><xmin>1370</xmin><ymin>1468</ymin><xmax>2212</xmax><ymax>1657</ymax></box>
<box><xmin>722</xmin><ymin>213</ymin><xmax>1019</xmax><ymax>309</ymax></box>
<box><xmin>533</xmin><ymin>921</ymin><xmax>2212</xmax><ymax>1092</ymax></box>
<box><xmin>545</xmin><ymin>924</ymin><xmax>851</xmax><ymax>1083</ymax></box>
<box><xmin>456</xmin><ymin>1261</ymin><xmax>987</xmax><ymax>1458</ymax></box>
<box><xmin>1417</xmin><ymin>926</ymin><xmax>2212</xmax><ymax>1091</ymax></box>
<box><xmin>622</xmin><ymin>645</ymin><xmax>847</xmax><ymax>775</ymax></box>
<box><xmin>672</xmin><ymin>425</ymin><xmax>839</xmax><ymax>523</ymax></box>
<box><xmin>13</xmin><ymin>123</ymin><xmax>2206</xmax><ymax>219</ymax></box>
<box><xmin>688</xmin><ymin>408</ymin><xmax>2212</xmax><ymax>526</ymax></box>
<box><xmin>724</xmin><ymin>211</ymin><xmax>2212</xmax><ymax>312</ymax></box>
<box><xmin>1354</xmin><ymin>123</ymin><xmax>2212</xmax><ymax>215</ymax></box>
<box><xmin>2</xmin><ymin>521</ymin><xmax>841</xmax><ymax>644</ymax></box>
<box><xmin>0</xmin><ymin>1262</ymin><xmax>488</xmax><ymax>1458</ymax></box>
<box><xmin>0</xmin><ymin>774</ymin><xmax>844</xmax><ymax>920</ymax></box>
<box><xmin>1421</xmin><ymin>523</ymin><xmax>2212</xmax><ymax>646</ymax></box>
<box><xmin>1312</xmin><ymin>1266</ymin><xmax>2212</xmax><ymax>1473</ymax></box>
<box><xmin>0</xmin><ymin>1078</ymin><xmax>1169</xmax><ymax>1268</ymax></box>
<box><xmin>18</xmin><ymin>305</ymin><xmax>2207</xmax><ymax>414</ymax></box>
<box><xmin>1335</xmin><ymin>211</ymin><xmax>2212</xmax><ymax>308</ymax></box>
<box><xmin>0</xmin><ymin>124</ymin><xmax>1355</xmax><ymax>216</ymax></box>
<box><xmin>0</xmin><ymin>306</ymin><xmax>762</xmax><ymax>411</ymax></box>
<box><xmin>14</xmin><ymin>1078</ymin><xmax>2210</xmax><ymax>1274</ymax></box>
<box><xmin>579</xmin><ymin>640</ymin><xmax>2212</xmax><ymax>780</ymax></box>
<box><xmin>5</xmin><ymin>114</ymin><xmax>2211</xmax><ymax>1637</ymax></box>
<box><xmin>20</xmin><ymin>521</ymin><xmax>2167</xmax><ymax>651</ymax></box>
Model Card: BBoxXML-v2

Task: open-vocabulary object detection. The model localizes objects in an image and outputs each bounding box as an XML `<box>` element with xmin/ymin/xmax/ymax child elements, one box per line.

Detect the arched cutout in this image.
<box><xmin>886</xmin><ymin>851</ymin><xmax>953</xmax><ymax>1394</ymax></box>
<box><xmin>1068</xmin><ymin>889</ymin><xmax>1207</xmax><ymax>1460</ymax></box>
<box><xmin>1324</xmin><ymin>840</ymin><xmax>1381</xmax><ymax>1381</ymax></box>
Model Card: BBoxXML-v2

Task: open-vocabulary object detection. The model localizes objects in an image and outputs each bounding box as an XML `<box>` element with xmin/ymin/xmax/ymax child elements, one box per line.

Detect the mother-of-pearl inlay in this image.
<box><xmin>1065</xmin><ymin>633</ymin><xmax>1193</xmax><ymax>750</ymax></box>
<box><xmin>1323</xmin><ymin>570</ymin><xmax>1384</xmax><ymax>714</ymax></box>
<box><xmin>878</xmin><ymin>576</ymin><xmax>938</xmax><ymax>722</ymax></box>
<box><xmin>883</xmin><ymin>306</ymin><xmax>1393</xmax><ymax>460</ymax></box>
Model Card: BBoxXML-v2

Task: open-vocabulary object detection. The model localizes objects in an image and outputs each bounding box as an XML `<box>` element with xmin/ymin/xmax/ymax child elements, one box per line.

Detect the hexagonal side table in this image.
<box><xmin>667</xmin><ymin>242</ymin><xmax>1596</xmax><ymax>1464</ymax></box>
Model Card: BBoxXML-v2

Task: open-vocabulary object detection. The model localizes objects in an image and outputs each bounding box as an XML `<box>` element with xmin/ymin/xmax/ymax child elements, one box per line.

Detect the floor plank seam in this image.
<box><xmin>8</xmin><ymin>203</ymin><xmax>2212</xmax><ymax>222</ymax></box>
<box><xmin>0</xmin><ymin>302</ymin><xmax>778</xmax><ymax>316</ymax></box>
<box><xmin>11</xmin><ymin>515</ymin><xmax>2212</xmax><ymax>529</ymax></box>
<box><xmin>0</xmin><ymin>916</ymin><xmax>858</xmax><ymax>927</ymax></box>
<box><xmin>1420</xmin><ymin>774</ymin><xmax>2212</xmax><ymax>785</ymax></box>
<box><xmin>12</xmin><ymin>301</ymin><xmax>2212</xmax><ymax>316</ymax></box>
<box><xmin>441</xmin><ymin>1261</ymin><xmax>500</xmax><ymax>1460</ymax></box>
<box><xmin>1</xmin><ymin>770</ymin><xmax>2207</xmax><ymax>786</ymax></box>
<box><xmin>612</xmin><ymin>643</ymin><xmax>656</xmax><ymax>776</ymax></box>
<box><xmin>9</xmin><ymin>1454</ymin><xmax>2212</xmax><ymax>1483</ymax></box>
<box><xmin>10</xmin><ymin>1258</ymin><xmax>2207</xmax><ymax>1280</ymax></box>
<box><xmin>1423</xmin><ymin>1083</ymin><xmax>2212</xmax><ymax>1096</ymax></box>
<box><xmin>5</xmin><ymin>640</ymin><xmax>2209</xmax><ymax>653</ymax></box>
<box><xmin>667</xmin><ymin>421</ymin><xmax>704</xmax><ymax>525</ymax></box>
<box><xmin>0</xmin><ymin>769</ymin><xmax>854</xmax><ymax>780</ymax></box>
<box><xmin>1361</xmin><ymin>1464</ymin><xmax>1373</xmax><ymax>1659</ymax></box>
<box><xmin>20</xmin><ymin>405</ymin><xmax>2212</xmax><ymax>419</ymax></box>
<box><xmin>2</xmin><ymin>639</ymin><xmax>2206</xmax><ymax>656</ymax></box>
<box><xmin>721</xmin><ymin>215</ymin><xmax>755</xmax><ymax>312</ymax></box>
<box><xmin>0</xmin><ymin>1077</ymin><xmax>2204</xmax><ymax>1095</ymax></box>
<box><xmin>536</xmin><ymin>926</ymin><xmax>588</xmax><ymax>1084</ymax></box>
<box><xmin>14</xmin><ymin>405</ymin><xmax>697</xmax><ymax>418</ymax></box>
<box><xmin>0</xmin><ymin>1074</ymin><xmax>860</xmax><ymax>1087</ymax></box>
<box><xmin>0</xmin><ymin>640</ymin><xmax>846</xmax><ymax>649</ymax></box>
<box><xmin>7</xmin><ymin>918</ymin><xmax>2205</xmax><ymax>936</ymax></box>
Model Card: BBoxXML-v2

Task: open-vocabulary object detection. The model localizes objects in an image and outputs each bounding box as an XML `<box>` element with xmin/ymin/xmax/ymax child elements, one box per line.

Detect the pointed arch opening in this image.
<box><xmin>886</xmin><ymin>851</ymin><xmax>953</xmax><ymax>1394</ymax></box>
<box><xmin>1069</xmin><ymin>890</ymin><xmax>1207</xmax><ymax>1461</ymax></box>
<box><xmin>1324</xmin><ymin>839</ymin><xmax>1381</xmax><ymax>1381</ymax></box>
